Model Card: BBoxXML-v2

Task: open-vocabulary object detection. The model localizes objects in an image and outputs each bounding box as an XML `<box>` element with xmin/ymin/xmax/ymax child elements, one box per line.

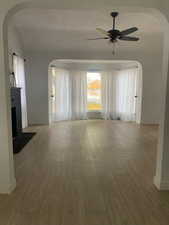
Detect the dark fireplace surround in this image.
<box><xmin>11</xmin><ymin>107</ymin><xmax>17</xmax><ymax>138</ymax></box>
<box><xmin>11</xmin><ymin>86</ymin><xmax>36</xmax><ymax>154</ymax></box>
<box><xmin>11</xmin><ymin>88</ymin><xmax>22</xmax><ymax>139</ymax></box>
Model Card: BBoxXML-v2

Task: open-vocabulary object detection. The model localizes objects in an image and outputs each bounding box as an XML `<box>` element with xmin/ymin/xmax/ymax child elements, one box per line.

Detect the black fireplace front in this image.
<box><xmin>11</xmin><ymin>107</ymin><xmax>17</xmax><ymax>138</ymax></box>
<box><xmin>11</xmin><ymin>87</ymin><xmax>36</xmax><ymax>154</ymax></box>
<box><xmin>11</xmin><ymin>87</ymin><xmax>22</xmax><ymax>138</ymax></box>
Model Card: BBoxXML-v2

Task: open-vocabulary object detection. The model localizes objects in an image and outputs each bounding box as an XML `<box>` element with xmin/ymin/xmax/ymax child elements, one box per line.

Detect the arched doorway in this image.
<box><xmin>1</xmin><ymin>3</ymin><xmax>169</xmax><ymax>193</ymax></box>
<box><xmin>48</xmin><ymin>59</ymin><xmax>143</xmax><ymax>124</ymax></box>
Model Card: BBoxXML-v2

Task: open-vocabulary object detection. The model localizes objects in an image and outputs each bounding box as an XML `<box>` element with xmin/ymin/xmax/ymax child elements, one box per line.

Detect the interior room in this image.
<box><xmin>1</xmin><ymin>2</ymin><xmax>169</xmax><ymax>225</ymax></box>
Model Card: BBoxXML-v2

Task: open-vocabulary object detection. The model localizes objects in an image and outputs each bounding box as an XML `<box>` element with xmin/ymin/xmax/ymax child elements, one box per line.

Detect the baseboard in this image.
<box><xmin>0</xmin><ymin>178</ymin><xmax>16</xmax><ymax>194</ymax></box>
<box><xmin>87</xmin><ymin>111</ymin><xmax>103</xmax><ymax>119</ymax></box>
<box><xmin>8</xmin><ymin>178</ymin><xmax>16</xmax><ymax>194</ymax></box>
<box><xmin>154</xmin><ymin>176</ymin><xmax>169</xmax><ymax>190</ymax></box>
<box><xmin>141</xmin><ymin>123</ymin><xmax>159</xmax><ymax>126</ymax></box>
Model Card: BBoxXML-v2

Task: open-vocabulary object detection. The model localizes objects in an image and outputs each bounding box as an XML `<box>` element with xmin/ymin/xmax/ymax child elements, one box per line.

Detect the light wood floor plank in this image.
<box><xmin>0</xmin><ymin>120</ymin><xmax>169</xmax><ymax>225</ymax></box>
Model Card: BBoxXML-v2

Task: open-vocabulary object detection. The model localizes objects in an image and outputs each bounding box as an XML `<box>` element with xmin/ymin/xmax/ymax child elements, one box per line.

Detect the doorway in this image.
<box><xmin>48</xmin><ymin>60</ymin><xmax>142</xmax><ymax>123</ymax></box>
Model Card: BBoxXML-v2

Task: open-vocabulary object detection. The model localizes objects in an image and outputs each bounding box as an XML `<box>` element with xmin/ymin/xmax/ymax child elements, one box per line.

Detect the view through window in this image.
<box><xmin>87</xmin><ymin>72</ymin><xmax>102</xmax><ymax>111</ymax></box>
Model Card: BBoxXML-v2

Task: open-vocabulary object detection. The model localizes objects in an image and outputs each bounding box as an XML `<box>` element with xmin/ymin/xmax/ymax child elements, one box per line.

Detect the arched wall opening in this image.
<box><xmin>1</xmin><ymin>2</ymin><xmax>169</xmax><ymax>193</ymax></box>
<box><xmin>48</xmin><ymin>59</ymin><xmax>143</xmax><ymax>124</ymax></box>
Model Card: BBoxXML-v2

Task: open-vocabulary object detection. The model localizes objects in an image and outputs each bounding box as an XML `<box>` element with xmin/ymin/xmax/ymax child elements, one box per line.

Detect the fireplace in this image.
<box><xmin>11</xmin><ymin>107</ymin><xmax>17</xmax><ymax>138</ymax></box>
<box><xmin>11</xmin><ymin>87</ymin><xmax>35</xmax><ymax>154</ymax></box>
<box><xmin>11</xmin><ymin>87</ymin><xmax>22</xmax><ymax>138</ymax></box>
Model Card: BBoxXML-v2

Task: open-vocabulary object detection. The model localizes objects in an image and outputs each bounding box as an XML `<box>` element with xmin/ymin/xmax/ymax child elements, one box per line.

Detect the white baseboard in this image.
<box><xmin>154</xmin><ymin>176</ymin><xmax>169</xmax><ymax>190</ymax></box>
<box><xmin>8</xmin><ymin>178</ymin><xmax>16</xmax><ymax>194</ymax></box>
<box><xmin>0</xmin><ymin>178</ymin><xmax>16</xmax><ymax>194</ymax></box>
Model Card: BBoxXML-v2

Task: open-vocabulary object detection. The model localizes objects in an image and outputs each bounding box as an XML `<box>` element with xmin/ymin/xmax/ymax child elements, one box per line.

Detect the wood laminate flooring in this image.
<box><xmin>1</xmin><ymin>120</ymin><xmax>169</xmax><ymax>225</ymax></box>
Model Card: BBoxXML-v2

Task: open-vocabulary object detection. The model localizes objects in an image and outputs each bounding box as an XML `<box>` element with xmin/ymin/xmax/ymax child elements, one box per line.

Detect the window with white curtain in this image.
<box><xmin>13</xmin><ymin>55</ymin><xmax>28</xmax><ymax>128</ymax></box>
<box><xmin>50</xmin><ymin>68</ymin><xmax>87</xmax><ymax>122</ymax></box>
<box><xmin>49</xmin><ymin>66</ymin><xmax>138</xmax><ymax>122</ymax></box>
<box><xmin>116</xmin><ymin>68</ymin><xmax>138</xmax><ymax>121</ymax></box>
<box><xmin>101</xmin><ymin>68</ymin><xmax>138</xmax><ymax>121</ymax></box>
<box><xmin>70</xmin><ymin>70</ymin><xmax>87</xmax><ymax>120</ymax></box>
<box><xmin>50</xmin><ymin>68</ymin><xmax>72</xmax><ymax>121</ymax></box>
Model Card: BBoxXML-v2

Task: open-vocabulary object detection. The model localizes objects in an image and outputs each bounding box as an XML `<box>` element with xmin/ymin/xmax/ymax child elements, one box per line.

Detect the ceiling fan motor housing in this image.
<box><xmin>110</xmin><ymin>12</ymin><xmax>119</xmax><ymax>18</ymax></box>
<box><xmin>108</xmin><ymin>29</ymin><xmax>121</xmax><ymax>41</ymax></box>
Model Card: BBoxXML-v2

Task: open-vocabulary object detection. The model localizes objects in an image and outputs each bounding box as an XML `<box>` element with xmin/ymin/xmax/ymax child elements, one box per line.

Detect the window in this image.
<box><xmin>87</xmin><ymin>72</ymin><xmax>102</xmax><ymax>111</ymax></box>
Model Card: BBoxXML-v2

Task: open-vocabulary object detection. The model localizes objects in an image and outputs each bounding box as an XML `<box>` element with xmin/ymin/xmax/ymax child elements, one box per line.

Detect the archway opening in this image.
<box><xmin>2</xmin><ymin>3</ymin><xmax>169</xmax><ymax>194</ymax></box>
<box><xmin>48</xmin><ymin>59</ymin><xmax>142</xmax><ymax>123</ymax></box>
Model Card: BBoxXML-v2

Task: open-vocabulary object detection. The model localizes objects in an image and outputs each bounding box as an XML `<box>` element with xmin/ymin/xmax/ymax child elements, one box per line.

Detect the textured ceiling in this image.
<box><xmin>12</xmin><ymin>9</ymin><xmax>164</xmax><ymax>54</ymax></box>
<box><xmin>13</xmin><ymin>9</ymin><xmax>164</xmax><ymax>32</ymax></box>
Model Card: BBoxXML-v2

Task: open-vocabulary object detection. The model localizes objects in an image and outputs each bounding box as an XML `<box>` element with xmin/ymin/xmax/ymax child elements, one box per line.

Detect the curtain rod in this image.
<box><xmin>13</xmin><ymin>52</ymin><xmax>26</xmax><ymax>62</ymax></box>
<box><xmin>9</xmin><ymin>52</ymin><xmax>26</xmax><ymax>62</ymax></box>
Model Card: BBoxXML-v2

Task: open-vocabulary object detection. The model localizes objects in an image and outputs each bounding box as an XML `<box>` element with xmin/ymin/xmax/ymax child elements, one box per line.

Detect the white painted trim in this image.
<box><xmin>51</xmin><ymin>59</ymin><xmax>139</xmax><ymax>65</ymax></box>
<box><xmin>8</xmin><ymin>178</ymin><xmax>16</xmax><ymax>194</ymax></box>
<box><xmin>0</xmin><ymin>178</ymin><xmax>16</xmax><ymax>194</ymax></box>
<box><xmin>154</xmin><ymin>176</ymin><xmax>169</xmax><ymax>190</ymax></box>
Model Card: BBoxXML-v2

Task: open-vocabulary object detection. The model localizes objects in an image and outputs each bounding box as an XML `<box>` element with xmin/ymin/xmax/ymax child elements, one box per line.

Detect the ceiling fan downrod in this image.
<box><xmin>111</xmin><ymin>12</ymin><xmax>119</xmax><ymax>30</ymax></box>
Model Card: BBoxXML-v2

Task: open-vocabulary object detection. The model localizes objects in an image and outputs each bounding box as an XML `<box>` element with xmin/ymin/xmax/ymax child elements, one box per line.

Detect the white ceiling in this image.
<box><xmin>12</xmin><ymin>9</ymin><xmax>164</xmax><ymax>54</ymax></box>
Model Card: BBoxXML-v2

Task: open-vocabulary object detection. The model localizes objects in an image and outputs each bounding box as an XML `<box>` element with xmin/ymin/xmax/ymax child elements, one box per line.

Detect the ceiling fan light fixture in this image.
<box><xmin>88</xmin><ymin>11</ymin><xmax>139</xmax><ymax>54</ymax></box>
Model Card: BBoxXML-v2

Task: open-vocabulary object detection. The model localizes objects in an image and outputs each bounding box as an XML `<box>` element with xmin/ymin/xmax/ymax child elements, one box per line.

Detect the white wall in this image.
<box><xmin>8</xmin><ymin>23</ymin><xmax>23</xmax><ymax>55</ymax></box>
<box><xmin>8</xmin><ymin>22</ymin><xmax>24</xmax><ymax>70</ymax></box>
<box><xmin>25</xmin><ymin>53</ymin><xmax>50</xmax><ymax>125</ymax></box>
<box><xmin>25</xmin><ymin>35</ymin><xmax>163</xmax><ymax>125</ymax></box>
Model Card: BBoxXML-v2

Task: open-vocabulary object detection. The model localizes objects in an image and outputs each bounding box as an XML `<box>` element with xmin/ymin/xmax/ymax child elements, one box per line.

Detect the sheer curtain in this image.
<box><xmin>50</xmin><ymin>68</ymin><xmax>87</xmax><ymax>122</ymax></box>
<box><xmin>70</xmin><ymin>70</ymin><xmax>87</xmax><ymax>120</ymax></box>
<box><xmin>101</xmin><ymin>68</ymin><xmax>138</xmax><ymax>121</ymax></box>
<box><xmin>51</xmin><ymin>67</ymin><xmax>138</xmax><ymax>122</ymax></box>
<box><xmin>101</xmin><ymin>71</ymin><xmax>112</xmax><ymax>119</ymax></box>
<box><xmin>13</xmin><ymin>55</ymin><xmax>28</xmax><ymax>128</ymax></box>
<box><xmin>51</xmin><ymin>68</ymin><xmax>72</xmax><ymax>121</ymax></box>
<box><xmin>116</xmin><ymin>68</ymin><xmax>138</xmax><ymax>121</ymax></box>
<box><xmin>101</xmin><ymin>70</ymin><xmax>120</xmax><ymax>120</ymax></box>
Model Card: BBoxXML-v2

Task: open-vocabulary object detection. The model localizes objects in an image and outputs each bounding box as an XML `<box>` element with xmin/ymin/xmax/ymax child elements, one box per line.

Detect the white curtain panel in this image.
<box><xmin>101</xmin><ymin>70</ymin><xmax>120</xmax><ymax>120</ymax></box>
<box><xmin>51</xmin><ymin>69</ymin><xmax>87</xmax><ymax>121</ymax></box>
<box><xmin>101</xmin><ymin>71</ymin><xmax>111</xmax><ymax>119</ymax></box>
<box><xmin>13</xmin><ymin>55</ymin><xmax>28</xmax><ymax>128</ymax></box>
<box><xmin>116</xmin><ymin>68</ymin><xmax>138</xmax><ymax>121</ymax></box>
<box><xmin>101</xmin><ymin>68</ymin><xmax>138</xmax><ymax>121</ymax></box>
<box><xmin>70</xmin><ymin>70</ymin><xmax>87</xmax><ymax>120</ymax></box>
<box><xmin>51</xmin><ymin>68</ymin><xmax>72</xmax><ymax>121</ymax></box>
<box><xmin>51</xmin><ymin>67</ymin><xmax>137</xmax><ymax>122</ymax></box>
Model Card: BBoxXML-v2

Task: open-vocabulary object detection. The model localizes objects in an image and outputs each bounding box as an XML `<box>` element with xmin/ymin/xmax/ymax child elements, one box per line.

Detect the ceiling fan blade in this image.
<box><xmin>120</xmin><ymin>27</ymin><xmax>138</xmax><ymax>36</ymax></box>
<box><xmin>119</xmin><ymin>36</ymin><xmax>139</xmax><ymax>41</ymax></box>
<box><xmin>96</xmin><ymin>28</ymin><xmax>109</xmax><ymax>36</ymax></box>
<box><xmin>87</xmin><ymin>37</ymin><xmax>109</xmax><ymax>40</ymax></box>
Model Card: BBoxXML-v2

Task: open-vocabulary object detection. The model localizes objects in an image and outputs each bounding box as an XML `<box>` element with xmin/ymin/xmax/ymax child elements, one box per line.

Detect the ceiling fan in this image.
<box><xmin>88</xmin><ymin>12</ymin><xmax>139</xmax><ymax>51</ymax></box>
